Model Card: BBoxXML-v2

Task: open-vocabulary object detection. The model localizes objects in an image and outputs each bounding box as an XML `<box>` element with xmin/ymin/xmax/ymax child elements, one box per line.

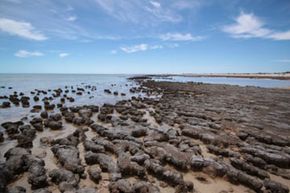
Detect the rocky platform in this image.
<box><xmin>0</xmin><ymin>79</ymin><xmax>290</xmax><ymax>193</ymax></box>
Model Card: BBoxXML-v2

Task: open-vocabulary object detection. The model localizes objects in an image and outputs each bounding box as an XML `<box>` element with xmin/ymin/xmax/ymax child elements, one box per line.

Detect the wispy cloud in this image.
<box><xmin>59</xmin><ymin>53</ymin><xmax>69</xmax><ymax>58</ymax></box>
<box><xmin>269</xmin><ymin>31</ymin><xmax>290</xmax><ymax>41</ymax></box>
<box><xmin>274</xmin><ymin>59</ymin><xmax>290</xmax><ymax>63</ymax></box>
<box><xmin>15</xmin><ymin>50</ymin><xmax>44</xmax><ymax>57</ymax></box>
<box><xmin>160</xmin><ymin>33</ymin><xmax>205</xmax><ymax>41</ymax></box>
<box><xmin>66</xmin><ymin>16</ymin><xmax>77</xmax><ymax>22</ymax></box>
<box><xmin>94</xmin><ymin>0</ymin><xmax>201</xmax><ymax>24</ymax></box>
<box><xmin>150</xmin><ymin>1</ymin><xmax>161</xmax><ymax>8</ymax></box>
<box><xmin>0</xmin><ymin>18</ymin><xmax>47</xmax><ymax>41</ymax></box>
<box><xmin>120</xmin><ymin>43</ymin><xmax>162</xmax><ymax>53</ymax></box>
<box><xmin>0</xmin><ymin>1</ymin><xmax>117</xmax><ymax>41</ymax></box>
<box><xmin>222</xmin><ymin>12</ymin><xmax>290</xmax><ymax>40</ymax></box>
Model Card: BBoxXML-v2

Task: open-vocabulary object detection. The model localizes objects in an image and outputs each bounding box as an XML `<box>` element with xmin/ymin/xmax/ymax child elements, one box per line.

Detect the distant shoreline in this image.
<box><xmin>145</xmin><ymin>73</ymin><xmax>290</xmax><ymax>80</ymax></box>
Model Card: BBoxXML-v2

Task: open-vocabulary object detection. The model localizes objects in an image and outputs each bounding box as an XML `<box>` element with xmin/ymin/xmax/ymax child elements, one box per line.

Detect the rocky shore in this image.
<box><xmin>0</xmin><ymin>78</ymin><xmax>290</xmax><ymax>193</ymax></box>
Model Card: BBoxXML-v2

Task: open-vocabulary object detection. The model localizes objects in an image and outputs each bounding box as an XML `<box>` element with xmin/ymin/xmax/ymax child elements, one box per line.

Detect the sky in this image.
<box><xmin>0</xmin><ymin>0</ymin><xmax>290</xmax><ymax>74</ymax></box>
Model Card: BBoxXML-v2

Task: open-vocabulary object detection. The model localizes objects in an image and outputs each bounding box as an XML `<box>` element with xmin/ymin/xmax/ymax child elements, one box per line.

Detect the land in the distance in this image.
<box><xmin>149</xmin><ymin>72</ymin><xmax>290</xmax><ymax>80</ymax></box>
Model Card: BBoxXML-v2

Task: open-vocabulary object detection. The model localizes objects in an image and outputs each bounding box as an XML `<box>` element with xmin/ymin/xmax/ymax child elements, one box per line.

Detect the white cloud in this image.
<box><xmin>15</xmin><ymin>50</ymin><xmax>44</xmax><ymax>57</ymax></box>
<box><xmin>120</xmin><ymin>43</ymin><xmax>162</xmax><ymax>53</ymax></box>
<box><xmin>150</xmin><ymin>1</ymin><xmax>161</xmax><ymax>8</ymax></box>
<box><xmin>59</xmin><ymin>53</ymin><xmax>69</xmax><ymax>58</ymax></box>
<box><xmin>0</xmin><ymin>18</ymin><xmax>47</xmax><ymax>41</ymax></box>
<box><xmin>120</xmin><ymin>44</ymin><xmax>148</xmax><ymax>53</ymax></box>
<box><xmin>67</xmin><ymin>16</ymin><xmax>77</xmax><ymax>22</ymax></box>
<box><xmin>222</xmin><ymin>12</ymin><xmax>290</xmax><ymax>40</ymax></box>
<box><xmin>160</xmin><ymin>33</ymin><xmax>204</xmax><ymax>41</ymax></box>
<box><xmin>269</xmin><ymin>31</ymin><xmax>290</xmax><ymax>41</ymax></box>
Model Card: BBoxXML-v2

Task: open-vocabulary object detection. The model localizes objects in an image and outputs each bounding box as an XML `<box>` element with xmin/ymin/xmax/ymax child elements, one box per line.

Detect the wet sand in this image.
<box><xmin>0</xmin><ymin>78</ymin><xmax>290</xmax><ymax>193</ymax></box>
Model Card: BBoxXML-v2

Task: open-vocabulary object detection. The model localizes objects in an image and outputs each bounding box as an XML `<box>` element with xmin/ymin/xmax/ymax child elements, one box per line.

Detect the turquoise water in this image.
<box><xmin>154</xmin><ymin>76</ymin><xmax>290</xmax><ymax>88</ymax></box>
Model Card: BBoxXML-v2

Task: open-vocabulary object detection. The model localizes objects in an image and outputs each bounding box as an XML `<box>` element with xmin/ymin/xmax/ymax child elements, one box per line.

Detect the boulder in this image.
<box><xmin>88</xmin><ymin>165</ymin><xmax>102</xmax><ymax>183</ymax></box>
<box><xmin>230</xmin><ymin>158</ymin><xmax>269</xmax><ymax>179</ymax></box>
<box><xmin>84</xmin><ymin>140</ymin><xmax>105</xmax><ymax>153</ymax></box>
<box><xmin>132</xmin><ymin>181</ymin><xmax>160</xmax><ymax>193</ymax></box>
<box><xmin>131</xmin><ymin>127</ymin><xmax>147</xmax><ymax>138</ymax></box>
<box><xmin>117</xmin><ymin>153</ymin><xmax>145</xmax><ymax>178</ymax></box>
<box><xmin>109</xmin><ymin>179</ymin><xmax>132</xmax><ymax>193</ymax></box>
<box><xmin>144</xmin><ymin>159</ymin><xmax>184</xmax><ymax>186</ymax></box>
<box><xmin>51</xmin><ymin>145</ymin><xmax>84</xmax><ymax>174</ymax></box>
<box><xmin>85</xmin><ymin>152</ymin><xmax>120</xmax><ymax>181</ymax></box>
<box><xmin>1</xmin><ymin>121</ymin><xmax>23</xmax><ymax>138</ymax></box>
<box><xmin>264</xmin><ymin>179</ymin><xmax>289</xmax><ymax>193</ymax></box>
<box><xmin>28</xmin><ymin>161</ymin><xmax>48</xmax><ymax>189</ymax></box>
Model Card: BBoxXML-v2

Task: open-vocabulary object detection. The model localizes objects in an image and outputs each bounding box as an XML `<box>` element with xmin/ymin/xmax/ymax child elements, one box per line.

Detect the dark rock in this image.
<box><xmin>45</xmin><ymin>120</ymin><xmax>62</xmax><ymax>130</ymax></box>
<box><xmin>33</xmin><ymin>96</ymin><xmax>39</xmax><ymax>102</ymax></box>
<box><xmin>264</xmin><ymin>179</ymin><xmax>289</xmax><ymax>193</ymax></box>
<box><xmin>88</xmin><ymin>165</ymin><xmax>102</xmax><ymax>183</ymax></box>
<box><xmin>230</xmin><ymin>158</ymin><xmax>269</xmax><ymax>179</ymax></box>
<box><xmin>33</xmin><ymin>105</ymin><xmax>42</xmax><ymax>110</ymax></box>
<box><xmin>162</xmin><ymin>144</ymin><xmax>192</xmax><ymax>170</ymax></box>
<box><xmin>79</xmin><ymin>109</ymin><xmax>93</xmax><ymax>118</ymax></box>
<box><xmin>207</xmin><ymin>145</ymin><xmax>240</xmax><ymax>158</ymax></box>
<box><xmin>92</xmin><ymin>138</ymin><xmax>116</xmax><ymax>153</ymax></box>
<box><xmin>190</xmin><ymin>156</ymin><xmax>226</xmax><ymax>177</ymax></box>
<box><xmin>0</xmin><ymin>131</ymin><xmax>4</xmax><ymax>142</ymax></box>
<box><xmin>104</xmin><ymin>89</ymin><xmax>112</xmax><ymax>94</ymax></box>
<box><xmin>1</xmin><ymin>101</ymin><xmax>11</xmax><ymax>108</ymax></box>
<box><xmin>17</xmin><ymin>125</ymin><xmax>36</xmax><ymax>148</ymax></box>
<box><xmin>117</xmin><ymin>153</ymin><xmax>145</xmax><ymax>178</ymax></box>
<box><xmin>131</xmin><ymin>127</ymin><xmax>147</xmax><ymax>138</ymax></box>
<box><xmin>4</xmin><ymin>147</ymin><xmax>30</xmax><ymax>175</ymax></box>
<box><xmin>49</xmin><ymin>168</ymin><xmax>79</xmax><ymax>191</ymax></box>
<box><xmin>44</xmin><ymin>103</ymin><xmax>55</xmax><ymax>110</ymax></box>
<box><xmin>1</xmin><ymin>121</ymin><xmax>23</xmax><ymax>138</ymax></box>
<box><xmin>85</xmin><ymin>152</ymin><xmax>120</xmax><ymax>181</ymax></box>
<box><xmin>241</xmin><ymin>146</ymin><xmax>290</xmax><ymax>168</ymax></box>
<box><xmin>131</xmin><ymin>154</ymin><xmax>150</xmax><ymax>165</ymax></box>
<box><xmin>51</xmin><ymin>145</ymin><xmax>84</xmax><ymax>174</ymax></box>
<box><xmin>28</xmin><ymin>161</ymin><xmax>48</xmax><ymax>189</ymax></box>
<box><xmin>109</xmin><ymin>179</ymin><xmax>132</xmax><ymax>193</ymax></box>
<box><xmin>84</xmin><ymin>140</ymin><xmax>105</xmax><ymax>153</ymax></box>
<box><xmin>225</xmin><ymin>165</ymin><xmax>263</xmax><ymax>192</ymax></box>
<box><xmin>132</xmin><ymin>181</ymin><xmax>160</xmax><ymax>193</ymax></box>
<box><xmin>49</xmin><ymin>113</ymin><xmax>62</xmax><ymax>121</ymax></box>
<box><xmin>0</xmin><ymin>164</ymin><xmax>13</xmax><ymax>192</ymax></box>
<box><xmin>30</xmin><ymin>118</ymin><xmax>43</xmax><ymax>131</ymax></box>
<box><xmin>144</xmin><ymin>159</ymin><xmax>184</xmax><ymax>186</ymax></box>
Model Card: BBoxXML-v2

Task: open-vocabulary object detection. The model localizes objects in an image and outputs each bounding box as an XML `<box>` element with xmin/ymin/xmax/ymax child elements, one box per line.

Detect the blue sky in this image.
<box><xmin>0</xmin><ymin>0</ymin><xmax>290</xmax><ymax>74</ymax></box>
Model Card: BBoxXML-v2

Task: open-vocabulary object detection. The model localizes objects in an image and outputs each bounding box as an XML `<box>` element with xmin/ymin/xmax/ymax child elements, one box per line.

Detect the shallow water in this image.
<box><xmin>154</xmin><ymin>76</ymin><xmax>290</xmax><ymax>88</ymax></box>
<box><xmin>0</xmin><ymin>74</ymin><xmax>140</xmax><ymax>124</ymax></box>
